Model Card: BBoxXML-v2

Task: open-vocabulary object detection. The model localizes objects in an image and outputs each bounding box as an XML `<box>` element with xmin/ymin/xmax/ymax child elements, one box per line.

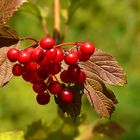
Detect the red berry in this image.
<box><xmin>37</xmin><ymin>67</ymin><xmax>50</xmax><ymax>80</ymax></box>
<box><xmin>7</xmin><ymin>48</ymin><xmax>19</xmax><ymax>62</ymax></box>
<box><xmin>60</xmin><ymin>88</ymin><xmax>73</xmax><ymax>103</ymax></box>
<box><xmin>39</xmin><ymin>37</ymin><xmax>55</xmax><ymax>50</ymax></box>
<box><xmin>22</xmin><ymin>72</ymin><xmax>33</xmax><ymax>82</ymax></box>
<box><xmin>64</xmin><ymin>51</ymin><xmax>78</xmax><ymax>65</ymax></box>
<box><xmin>60</xmin><ymin>70</ymin><xmax>72</xmax><ymax>83</ymax></box>
<box><xmin>48</xmin><ymin>81</ymin><xmax>62</xmax><ymax>95</ymax></box>
<box><xmin>45</xmin><ymin>48</ymin><xmax>57</xmax><ymax>60</ymax></box>
<box><xmin>24</xmin><ymin>61</ymin><xmax>37</xmax><ymax>72</ymax></box>
<box><xmin>50</xmin><ymin>63</ymin><xmax>61</xmax><ymax>75</ymax></box>
<box><xmin>53</xmin><ymin>48</ymin><xmax>64</xmax><ymax>63</ymax></box>
<box><xmin>33</xmin><ymin>82</ymin><xmax>47</xmax><ymax>94</ymax></box>
<box><xmin>36</xmin><ymin>92</ymin><xmax>50</xmax><ymax>105</ymax></box>
<box><xmin>31</xmin><ymin>72</ymin><xmax>43</xmax><ymax>83</ymax></box>
<box><xmin>80</xmin><ymin>42</ymin><xmax>95</xmax><ymax>55</ymax></box>
<box><xmin>77</xmin><ymin>49</ymin><xmax>91</xmax><ymax>61</ymax></box>
<box><xmin>12</xmin><ymin>63</ymin><xmax>23</xmax><ymax>76</ymax></box>
<box><xmin>31</xmin><ymin>47</ymin><xmax>44</xmax><ymax>62</ymax></box>
<box><xmin>39</xmin><ymin>56</ymin><xmax>52</xmax><ymax>67</ymax></box>
<box><xmin>25</xmin><ymin>47</ymin><xmax>34</xmax><ymax>54</ymax></box>
<box><xmin>76</xmin><ymin>71</ymin><xmax>86</xmax><ymax>84</ymax></box>
<box><xmin>18</xmin><ymin>51</ymin><xmax>31</xmax><ymax>64</ymax></box>
<box><xmin>68</xmin><ymin>65</ymin><xmax>80</xmax><ymax>77</ymax></box>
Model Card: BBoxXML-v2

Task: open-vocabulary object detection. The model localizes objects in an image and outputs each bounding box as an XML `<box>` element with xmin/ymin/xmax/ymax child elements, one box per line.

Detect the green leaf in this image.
<box><xmin>0</xmin><ymin>0</ymin><xmax>28</xmax><ymax>26</ymax></box>
<box><xmin>68</xmin><ymin>0</ymin><xmax>84</xmax><ymax>23</ymax></box>
<box><xmin>0</xmin><ymin>131</ymin><xmax>25</xmax><ymax>140</ymax></box>
<box><xmin>20</xmin><ymin>2</ymin><xmax>42</xmax><ymax>19</ymax></box>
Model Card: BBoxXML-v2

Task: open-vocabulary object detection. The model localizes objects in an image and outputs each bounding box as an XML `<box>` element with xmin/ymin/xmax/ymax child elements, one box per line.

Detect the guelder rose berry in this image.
<box><xmin>31</xmin><ymin>47</ymin><xmax>44</xmax><ymax>62</ymax></box>
<box><xmin>60</xmin><ymin>88</ymin><xmax>73</xmax><ymax>103</ymax></box>
<box><xmin>18</xmin><ymin>51</ymin><xmax>31</xmax><ymax>64</ymax></box>
<box><xmin>68</xmin><ymin>65</ymin><xmax>80</xmax><ymax>77</ymax></box>
<box><xmin>64</xmin><ymin>51</ymin><xmax>78</xmax><ymax>65</ymax></box>
<box><xmin>53</xmin><ymin>48</ymin><xmax>64</xmax><ymax>63</ymax></box>
<box><xmin>77</xmin><ymin>49</ymin><xmax>91</xmax><ymax>62</ymax></box>
<box><xmin>76</xmin><ymin>71</ymin><xmax>86</xmax><ymax>84</ymax></box>
<box><xmin>39</xmin><ymin>36</ymin><xmax>55</xmax><ymax>50</ymax></box>
<box><xmin>33</xmin><ymin>82</ymin><xmax>47</xmax><ymax>94</ymax></box>
<box><xmin>48</xmin><ymin>81</ymin><xmax>62</xmax><ymax>95</ymax></box>
<box><xmin>7</xmin><ymin>48</ymin><xmax>19</xmax><ymax>62</ymax></box>
<box><xmin>12</xmin><ymin>63</ymin><xmax>23</xmax><ymax>76</ymax></box>
<box><xmin>80</xmin><ymin>42</ymin><xmax>95</xmax><ymax>55</ymax></box>
<box><xmin>36</xmin><ymin>92</ymin><xmax>50</xmax><ymax>105</ymax></box>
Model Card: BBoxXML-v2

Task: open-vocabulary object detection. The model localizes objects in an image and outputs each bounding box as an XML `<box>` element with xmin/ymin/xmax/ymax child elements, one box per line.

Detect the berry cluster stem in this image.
<box><xmin>20</xmin><ymin>37</ymin><xmax>39</xmax><ymax>44</ymax></box>
<box><xmin>41</xmin><ymin>15</ymin><xmax>49</xmax><ymax>36</ymax></box>
<box><xmin>54</xmin><ymin>42</ymin><xmax>82</xmax><ymax>48</ymax></box>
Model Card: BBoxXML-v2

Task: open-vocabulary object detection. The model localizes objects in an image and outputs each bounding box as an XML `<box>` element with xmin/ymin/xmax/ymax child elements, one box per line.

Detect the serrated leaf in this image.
<box><xmin>0</xmin><ymin>43</ymin><xmax>19</xmax><ymax>87</ymax></box>
<box><xmin>84</xmin><ymin>79</ymin><xmax>115</xmax><ymax>117</ymax></box>
<box><xmin>0</xmin><ymin>26</ymin><xmax>19</xmax><ymax>87</ymax></box>
<box><xmin>0</xmin><ymin>131</ymin><xmax>25</xmax><ymax>140</ymax></box>
<box><xmin>0</xmin><ymin>26</ymin><xmax>19</xmax><ymax>47</ymax></box>
<box><xmin>93</xmin><ymin>121</ymin><xmax>125</xmax><ymax>138</ymax></box>
<box><xmin>80</xmin><ymin>49</ymin><xmax>127</xmax><ymax>86</ymax></box>
<box><xmin>0</xmin><ymin>0</ymin><xmax>27</xmax><ymax>26</ymax></box>
<box><xmin>55</xmin><ymin>84</ymin><xmax>83</xmax><ymax>118</ymax></box>
<box><xmin>20</xmin><ymin>2</ymin><xmax>42</xmax><ymax>19</ymax></box>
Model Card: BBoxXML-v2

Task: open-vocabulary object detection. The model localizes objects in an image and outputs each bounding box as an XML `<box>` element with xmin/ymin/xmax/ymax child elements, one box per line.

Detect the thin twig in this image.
<box><xmin>41</xmin><ymin>16</ymin><xmax>49</xmax><ymax>36</ymax></box>
<box><xmin>20</xmin><ymin>37</ymin><xmax>39</xmax><ymax>43</ymax></box>
<box><xmin>53</xmin><ymin>0</ymin><xmax>61</xmax><ymax>43</ymax></box>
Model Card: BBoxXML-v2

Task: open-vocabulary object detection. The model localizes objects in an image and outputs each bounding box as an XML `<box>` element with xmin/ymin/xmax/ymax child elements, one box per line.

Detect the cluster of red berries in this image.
<box><xmin>7</xmin><ymin>36</ymin><xmax>95</xmax><ymax>105</ymax></box>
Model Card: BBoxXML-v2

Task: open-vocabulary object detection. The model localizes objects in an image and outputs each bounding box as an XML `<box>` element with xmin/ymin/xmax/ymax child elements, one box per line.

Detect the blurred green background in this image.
<box><xmin>0</xmin><ymin>0</ymin><xmax>140</xmax><ymax>139</ymax></box>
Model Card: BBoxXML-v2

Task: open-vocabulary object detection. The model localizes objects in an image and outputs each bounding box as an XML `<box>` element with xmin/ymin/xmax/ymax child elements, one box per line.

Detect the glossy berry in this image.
<box><xmin>31</xmin><ymin>47</ymin><xmax>44</xmax><ymax>62</ymax></box>
<box><xmin>39</xmin><ymin>55</ymin><xmax>52</xmax><ymax>67</ymax></box>
<box><xmin>25</xmin><ymin>47</ymin><xmax>34</xmax><ymax>54</ymax></box>
<box><xmin>64</xmin><ymin>51</ymin><xmax>78</xmax><ymax>65</ymax></box>
<box><xmin>60</xmin><ymin>88</ymin><xmax>73</xmax><ymax>103</ymax></box>
<box><xmin>60</xmin><ymin>70</ymin><xmax>72</xmax><ymax>83</ymax></box>
<box><xmin>80</xmin><ymin>42</ymin><xmax>95</xmax><ymax>55</ymax></box>
<box><xmin>50</xmin><ymin>63</ymin><xmax>61</xmax><ymax>75</ymax></box>
<box><xmin>12</xmin><ymin>63</ymin><xmax>23</xmax><ymax>76</ymax></box>
<box><xmin>45</xmin><ymin>48</ymin><xmax>57</xmax><ymax>60</ymax></box>
<box><xmin>31</xmin><ymin>72</ymin><xmax>43</xmax><ymax>83</ymax></box>
<box><xmin>33</xmin><ymin>82</ymin><xmax>47</xmax><ymax>94</ymax></box>
<box><xmin>48</xmin><ymin>81</ymin><xmax>62</xmax><ymax>95</ymax></box>
<box><xmin>53</xmin><ymin>48</ymin><xmax>64</xmax><ymax>63</ymax></box>
<box><xmin>18</xmin><ymin>51</ymin><xmax>31</xmax><ymax>64</ymax></box>
<box><xmin>77</xmin><ymin>49</ymin><xmax>91</xmax><ymax>61</ymax></box>
<box><xmin>76</xmin><ymin>71</ymin><xmax>86</xmax><ymax>84</ymax></box>
<box><xmin>24</xmin><ymin>61</ymin><xmax>37</xmax><ymax>72</ymax></box>
<box><xmin>40</xmin><ymin>37</ymin><xmax>55</xmax><ymax>50</ymax></box>
<box><xmin>36</xmin><ymin>92</ymin><xmax>50</xmax><ymax>105</ymax></box>
<box><xmin>68</xmin><ymin>65</ymin><xmax>80</xmax><ymax>77</ymax></box>
<box><xmin>7</xmin><ymin>48</ymin><xmax>19</xmax><ymax>62</ymax></box>
<box><xmin>22</xmin><ymin>72</ymin><xmax>33</xmax><ymax>82</ymax></box>
<box><xmin>37</xmin><ymin>67</ymin><xmax>50</xmax><ymax>80</ymax></box>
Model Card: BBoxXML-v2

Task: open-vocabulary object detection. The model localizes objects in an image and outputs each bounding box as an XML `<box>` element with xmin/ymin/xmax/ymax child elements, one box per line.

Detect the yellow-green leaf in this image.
<box><xmin>0</xmin><ymin>131</ymin><xmax>25</xmax><ymax>140</ymax></box>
